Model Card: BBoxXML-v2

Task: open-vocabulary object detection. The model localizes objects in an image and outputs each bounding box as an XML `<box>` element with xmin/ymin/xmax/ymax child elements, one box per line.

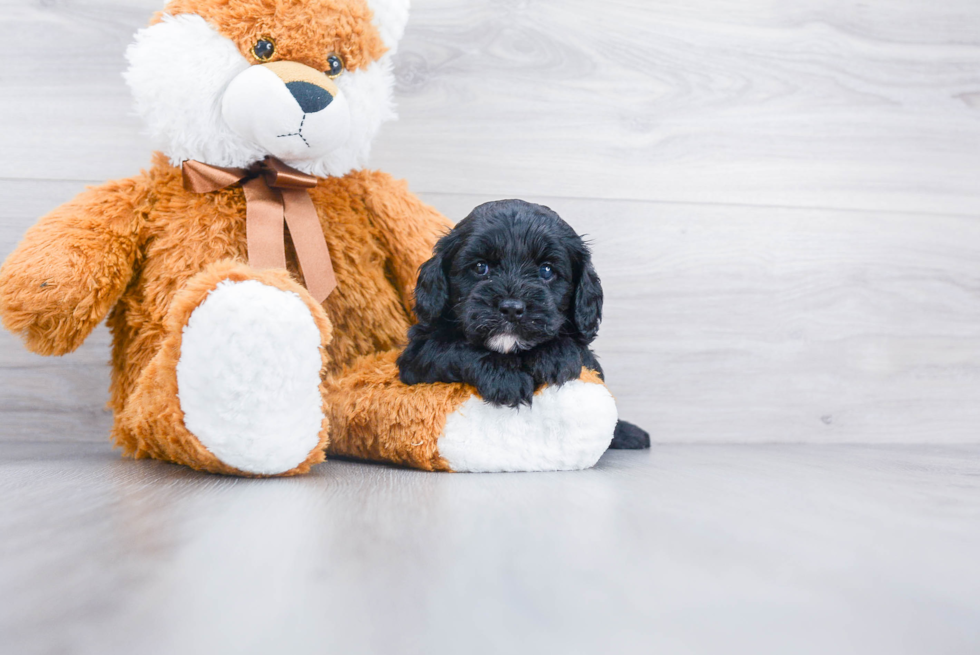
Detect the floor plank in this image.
<box><xmin>2</xmin><ymin>442</ymin><xmax>978</xmax><ymax>655</ymax></box>
<box><xmin>0</xmin><ymin>179</ymin><xmax>92</xmax><ymax>262</ymax></box>
<box><xmin>378</xmin><ymin>0</ymin><xmax>980</xmax><ymax>214</ymax></box>
<box><xmin>4</xmin><ymin>183</ymin><xmax>980</xmax><ymax>444</ymax></box>
<box><xmin>2</xmin><ymin>3</ymin><xmax>979</xmax><ymax>652</ymax></box>
<box><xmin>1</xmin><ymin>1</ymin><xmax>979</xmax><ymax>214</ymax></box>
<box><xmin>424</xmin><ymin>193</ymin><xmax>980</xmax><ymax>443</ymax></box>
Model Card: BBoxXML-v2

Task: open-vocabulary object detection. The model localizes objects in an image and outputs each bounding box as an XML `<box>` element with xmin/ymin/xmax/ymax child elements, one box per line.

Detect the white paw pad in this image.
<box><xmin>438</xmin><ymin>380</ymin><xmax>618</xmax><ymax>473</ymax></box>
<box><xmin>176</xmin><ymin>280</ymin><xmax>324</xmax><ymax>475</ymax></box>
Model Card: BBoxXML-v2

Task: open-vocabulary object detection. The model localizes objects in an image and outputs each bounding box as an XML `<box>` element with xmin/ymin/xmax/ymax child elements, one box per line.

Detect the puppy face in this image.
<box><xmin>125</xmin><ymin>0</ymin><xmax>409</xmax><ymax>177</ymax></box>
<box><xmin>414</xmin><ymin>200</ymin><xmax>603</xmax><ymax>352</ymax></box>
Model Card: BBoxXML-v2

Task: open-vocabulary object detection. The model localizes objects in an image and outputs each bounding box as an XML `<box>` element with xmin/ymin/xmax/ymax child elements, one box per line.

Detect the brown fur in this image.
<box><xmin>113</xmin><ymin>261</ymin><xmax>333</xmax><ymax>476</ymax></box>
<box><xmin>324</xmin><ymin>351</ymin><xmax>469</xmax><ymax>471</ymax></box>
<box><xmin>158</xmin><ymin>0</ymin><xmax>387</xmax><ymax>73</ymax></box>
<box><xmin>0</xmin><ymin>178</ymin><xmax>147</xmax><ymax>356</ymax></box>
<box><xmin>0</xmin><ymin>0</ymin><xmax>612</xmax><ymax>476</ymax></box>
<box><xmin>325</xmin><ymin>363</ymin><xmax>608</xmax><ymax>471</ymax></box>
<box><xmin>577</xmin><ymin>368</ymin><xmax>605</xmax><ymax>387</ymax></box>
<box><xmin>0</xmin><ymin>154</ymin><xmax>452</xmax><ymax>475</ymax></box>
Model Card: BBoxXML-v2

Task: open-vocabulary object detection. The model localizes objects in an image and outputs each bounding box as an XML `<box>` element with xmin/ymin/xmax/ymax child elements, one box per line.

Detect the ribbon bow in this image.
<box><xmin>182</xmin><ymin>156</ymin><xmax>337</xmax><ymax>302</ymax></box>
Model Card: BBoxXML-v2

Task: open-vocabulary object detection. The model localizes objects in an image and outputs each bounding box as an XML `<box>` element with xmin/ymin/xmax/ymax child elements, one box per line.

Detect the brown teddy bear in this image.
<box><xmin>0</xmin><ymin>0</ymin><xmax>618</xmax><ymax>476</ymax></box>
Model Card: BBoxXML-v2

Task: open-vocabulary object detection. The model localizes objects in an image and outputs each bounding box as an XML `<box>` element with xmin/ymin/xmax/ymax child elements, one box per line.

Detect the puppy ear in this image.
<box><xmin>412</xmin><ymin>253</ymin><xmax>448</xmax><ymax>325</ymax></box>
<box><xmin>573</xmin><ymin>259</ymin><xmax>603</xmax><ymax>342</ymax></box>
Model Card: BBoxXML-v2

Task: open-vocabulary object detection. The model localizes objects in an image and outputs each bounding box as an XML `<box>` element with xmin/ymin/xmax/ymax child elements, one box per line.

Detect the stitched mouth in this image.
<box><xmin>276</xmin><ymin>114</ymin><xmax>310</xmax><ymax>148</ymax></box>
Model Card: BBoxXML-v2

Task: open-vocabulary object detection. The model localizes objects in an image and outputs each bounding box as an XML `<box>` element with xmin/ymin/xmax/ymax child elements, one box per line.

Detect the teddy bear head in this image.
<box><xmin>125</xmin><ymin>0</ymin><xmax>410</xmax><ymax>177</ymax></box>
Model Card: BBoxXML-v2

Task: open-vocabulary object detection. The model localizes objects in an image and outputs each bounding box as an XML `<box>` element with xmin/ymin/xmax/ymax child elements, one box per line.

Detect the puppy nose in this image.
<box><xmin>499</xmin><ymin>299</ymin><xmax>525</xmax><ymax>321</ymax></box>
<box><xmin>285</xmin><ymin>81</ymin><xmax>333</xmax><ymax>113</ymax></box>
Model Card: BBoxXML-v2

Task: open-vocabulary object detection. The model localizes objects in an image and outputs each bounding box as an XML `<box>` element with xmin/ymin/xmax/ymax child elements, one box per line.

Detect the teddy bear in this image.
<box><xmin>0</xmin><ymin>0</ymin><xmax>619</xmax><ymax>476</ymax></box>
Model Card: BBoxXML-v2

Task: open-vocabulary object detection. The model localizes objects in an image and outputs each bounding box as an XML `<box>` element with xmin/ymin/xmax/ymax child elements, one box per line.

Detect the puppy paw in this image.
<box><xmin>523</xmin><ymin>337</ymin><xmax>588</xmax><ymax>389</ymax></box>
<box><xmin>527</xmin><ymin>354</ymin><xmax>584</xmax><ymax>389</ymax></box>
<box><xmin>477</xmin><ymin>369</ymin><xmax>536</xmax><ymax>408</ymax></box>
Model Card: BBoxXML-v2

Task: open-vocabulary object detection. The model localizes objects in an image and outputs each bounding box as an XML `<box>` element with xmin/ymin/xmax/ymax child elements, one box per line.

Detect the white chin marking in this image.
<box><xmin>486</xmin><ymin>333</ymin><xmax>520</xmax><ymax>354</ymax></box>
<box><xmin>438</xmin><ymin>380</ymin><xmax>619</xmax><ymax>473</ymax></box>
<box><xmin>176</xmin><ymin>280</ymin><xmax>325</xmax><ymax>475</ymax></box>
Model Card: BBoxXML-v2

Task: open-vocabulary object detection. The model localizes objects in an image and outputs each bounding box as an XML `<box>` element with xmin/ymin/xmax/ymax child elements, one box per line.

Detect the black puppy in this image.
<box><xmin>397</xmin><ymin>199</ymin><xmax>649</xmax><ymax>449</ymax></box>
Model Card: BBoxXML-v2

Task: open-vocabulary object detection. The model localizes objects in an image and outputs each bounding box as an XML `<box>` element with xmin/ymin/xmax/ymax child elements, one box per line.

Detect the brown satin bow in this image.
<box><xmin>182</xmin><ymin>156</ymin><xmax>337</xmax><ymax>303</ymax></box>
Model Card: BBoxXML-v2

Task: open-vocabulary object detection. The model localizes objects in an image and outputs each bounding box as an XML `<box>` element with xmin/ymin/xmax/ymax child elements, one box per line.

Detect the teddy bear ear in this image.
<box><xmin>366</xmin><ymin>0</ymin><xmax>411</xmax><ymax>54</ymax></box>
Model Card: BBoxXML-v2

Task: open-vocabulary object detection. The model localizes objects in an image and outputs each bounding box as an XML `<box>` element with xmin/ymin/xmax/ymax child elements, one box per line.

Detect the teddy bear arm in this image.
<box><xmin>0</xmin><ymin>177</ymin><xmax>146</xmax><ymax>355</ymax></box>
<box><xmin>361</xmin><ymin>173</ymin><xmax>454</xmax><ymax>318</ymax></box>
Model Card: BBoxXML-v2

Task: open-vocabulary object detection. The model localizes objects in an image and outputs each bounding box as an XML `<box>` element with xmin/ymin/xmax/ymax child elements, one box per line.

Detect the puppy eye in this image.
<box><xmin>539</xmin><ymin>263</ymin><xmax>554</xmax><ymax>280</ymax></box>
<box><xmin>473</xmin><ymin>262</ymin><xmax>489</xmax><ymax>276</ymax></box>
<box><xmin>251</xmin><ymin>38</ymin><xmax>276</xmax><ymax>62</ymax></box>
<box><xmin>325</xmin><ymin>53</ymin><xmax>345</xmax><ymax>78</ymax></box>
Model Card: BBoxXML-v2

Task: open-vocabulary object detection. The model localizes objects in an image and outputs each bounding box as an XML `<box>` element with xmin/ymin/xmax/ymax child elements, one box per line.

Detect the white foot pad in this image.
<box><xmin>176</xmin><ymin>280</ymin><xmax>324</xmax><ymax>475</ymax></box>
<box><xmin>438</xmin><ymin>380</ymin><xmax>618</xmax><ymax>473</ymax></box>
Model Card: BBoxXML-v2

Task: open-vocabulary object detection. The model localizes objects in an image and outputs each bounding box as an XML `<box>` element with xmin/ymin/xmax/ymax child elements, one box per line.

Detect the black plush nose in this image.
<box><xmin>285</xmin><ymin>81</ymin><xmax>333</xmax><ymax>113</ymax></box>
<box><xmin>499</xmin><ymin>299</ymin><xmax>526</xmax><ymax>322</ymax></box>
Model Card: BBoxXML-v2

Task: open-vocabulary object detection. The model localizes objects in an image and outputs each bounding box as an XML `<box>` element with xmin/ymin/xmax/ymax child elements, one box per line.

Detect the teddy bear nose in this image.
<box><xmin>285</xmin><ymin>81</ymin><xmax>333</xmax><ymax>113</ymax></box>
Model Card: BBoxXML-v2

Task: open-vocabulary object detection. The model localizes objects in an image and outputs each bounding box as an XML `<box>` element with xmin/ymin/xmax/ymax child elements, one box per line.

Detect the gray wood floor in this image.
<box><xmin>3</xmin><ymin>442</ymin><xmax>980</xmax><ymax>655</ymax></box>
<box><xmin>2</xmin><ymin>1</ymin><xmax>980</xmax><ymax>653</ymax></box>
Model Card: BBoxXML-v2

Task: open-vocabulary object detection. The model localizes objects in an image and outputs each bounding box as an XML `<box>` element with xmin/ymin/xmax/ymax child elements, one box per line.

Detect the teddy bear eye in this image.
<box><xmin>251</xmin><ymin>38</ymin><xmax>276</xmax><ymax>62</ymax></box>
<box><xmin>473</xmin><ymin>261</ymin><xmax>489</xmax><ymax>276</ymax></box>
<box><xmin>539</xmin><ymin>263</ymin><xmax>554</xmax><ymax>280</ymax></box>
<box><xmin>325</xmin><ymin>53</ymin><xmax>345</xmax><ymax>78</ymax></box>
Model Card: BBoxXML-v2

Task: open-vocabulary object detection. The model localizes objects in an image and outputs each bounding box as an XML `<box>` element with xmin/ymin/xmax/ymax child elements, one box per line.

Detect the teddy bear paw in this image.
<box><xmin>437</xmin><ymin>378</ymin><xmax>618</xmax><ymax>473</ymax></box>
<box><xmin>175</xmin><ymin>279</ymin><xmax>325</xmax><ymax>475</ymax></box>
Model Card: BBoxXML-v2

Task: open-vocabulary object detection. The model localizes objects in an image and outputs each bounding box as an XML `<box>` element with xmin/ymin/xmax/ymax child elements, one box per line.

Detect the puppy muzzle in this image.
<box><xmin>221</xmin><ymin>60</ymin><xmax>351</xmax><ymax>165</ymax></box>
<box><xmin>462</xmin><ymin>285</ymin><xmax>560</xmax><ymax>353</ymax></box>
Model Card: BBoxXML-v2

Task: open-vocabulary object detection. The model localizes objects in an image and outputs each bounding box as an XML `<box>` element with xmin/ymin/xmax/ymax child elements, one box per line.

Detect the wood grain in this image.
<box><xmin>2</xmin><ymin>3</ymin><xmax>980</xmax><ymax>651</ymax></box>
<box><xmin>423</xmin><ymin>192</ymin><xmax>980</xmax><ymax>443</ymax></box>
<box><xmin>0</xmin><ymin>0</ymin><xmax>157</xmax><ymax>180</ymax></box>
<box><xmin>1</xmin><ymin>1</ymin><xmax>979</xmax><ymax>444</ymax></box>
<box><xmin>3</xmin><ymin>183</ymin><xmax>980</xmax><ymax>444</ymax></box>
<box><xmin>2</xmin><ymin>0</ymin><xmax>979</xmax><ymax>214</ymax></box>
<box><xmin>2</xmin><ymin>442</ymin><xmax>979</xmax><ymax>654</ymax></box>
<box><xmin>377</xmin><ymin>0</ymin><xmax>980</xmax><ymax>215</ymax></box>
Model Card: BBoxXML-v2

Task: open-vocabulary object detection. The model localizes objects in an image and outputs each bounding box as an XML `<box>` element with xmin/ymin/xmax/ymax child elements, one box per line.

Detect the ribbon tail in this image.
<box><xmin>182</xmin><ymin>160</ymin><xmax>248</xmax><ymax>193</ymax></box>
<box><xmin>281</xmin><ymin>188</ymin><xmax>337</xmax><ymax>303</ymax></box>
<box><xmin>243</xmin><ymin>178</ymin><xmax>288</xmax><ymax>271</ymax></box>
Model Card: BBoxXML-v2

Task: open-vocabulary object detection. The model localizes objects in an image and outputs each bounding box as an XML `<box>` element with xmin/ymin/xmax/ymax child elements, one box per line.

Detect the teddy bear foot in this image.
<box><xmin>438</xmin><ymin>376</ymin><xmax>619</xmax><ymax>473</ymax></box>
<box><xmin>175</xmin><ymin>279</ymin><xmax>326</xmax><ymax>475</ymax></box>
<box><xmin>113</xmin><ymin>262</ymin><xmax>332</xmax><ymax>476</ymax></box>
<box><xmin>326</xmin><ymin>354</ymin><xmax>618</xmax><ymax>473</ymax></box>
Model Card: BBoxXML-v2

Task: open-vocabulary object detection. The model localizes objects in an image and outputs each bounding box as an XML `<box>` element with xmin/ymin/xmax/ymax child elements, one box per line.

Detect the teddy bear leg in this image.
<box><xmin>323</xmin><ymin>351</ymin><xmax>468</xmax><ymax>471</ymax></box>
<box><xmin>113</xmin><ymin>261</ymin><xmax>332</xmax><ymax>476</ymax></box>
<box><xmin>324</xmin><ymin>353</ymin><xmax>619</xmax><ymax>473</ymax></box>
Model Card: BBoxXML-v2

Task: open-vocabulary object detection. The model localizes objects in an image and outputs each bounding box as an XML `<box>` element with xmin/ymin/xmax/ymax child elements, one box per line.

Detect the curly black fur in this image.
<box><xmin>397</xmin><ymin>199</ymin><xmax>649</xmax><ymax>449</ymax></box>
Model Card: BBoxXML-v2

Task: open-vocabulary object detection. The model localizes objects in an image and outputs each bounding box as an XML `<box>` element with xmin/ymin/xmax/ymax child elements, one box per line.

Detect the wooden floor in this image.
<box><xmin>3</xmin><ymin>442</ymin><xmax>980</xmax><ymax>655</ymax></box>
<box><xmin>2</xmin><ymin>0</ymin><xmax>980</xmax><ymax>653</ymax></box>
